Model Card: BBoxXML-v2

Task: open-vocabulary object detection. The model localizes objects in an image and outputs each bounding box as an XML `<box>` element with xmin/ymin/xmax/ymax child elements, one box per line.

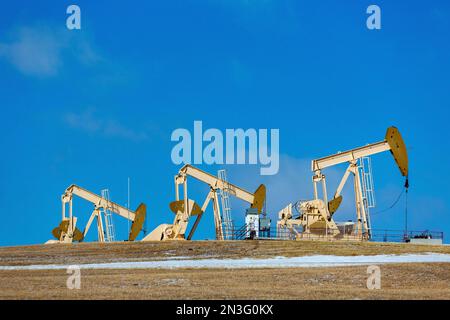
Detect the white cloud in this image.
<box><xmin>64</xmin><ymin>109</ymin><xmax>148</xmax><ymax>142</ymax></box>
<box><xmin>0</xmin><ymin>27</ymin><xmax>62</xmax><ymax>76</ymax></box>
<box><xmin>0</xmin><ymin>25</ymin><xmax>99</xmax><ymax>77</ymax></box>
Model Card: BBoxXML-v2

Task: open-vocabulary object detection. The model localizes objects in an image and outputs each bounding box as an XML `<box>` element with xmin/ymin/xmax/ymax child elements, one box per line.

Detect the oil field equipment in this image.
<box><xmin>143</xmin><ymin>164</ymin><xmax>266</xmax><ymax>241</ymax></box>
<box><xmin>217</xmin><ymin>169</ymin><xmax>234</xmax><ymax>240</ymax></box>
<box><xmin>278</xmin><ymin>126</ymin><xmax>408</xmax><ymax>241</ymax></box>
<box><xmin>245</xmin><ymin>208</ymin><xmax>271</xmax><ymax>239</ymax></box>
<box><xmin>48</xmin><ymin>184</ymin><xmax>146</xmax><ymax>244</ymax></box>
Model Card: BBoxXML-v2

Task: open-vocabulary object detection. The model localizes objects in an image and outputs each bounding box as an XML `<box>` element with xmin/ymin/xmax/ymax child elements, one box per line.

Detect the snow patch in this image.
<box><xmin>1</xmin><ymin>253</ymin><xmax>450</xmax><ymax>271</ymax></box>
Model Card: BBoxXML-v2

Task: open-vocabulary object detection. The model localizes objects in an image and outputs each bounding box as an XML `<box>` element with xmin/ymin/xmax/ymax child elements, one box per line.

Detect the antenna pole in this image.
<box><xmin>404</xmin><ymin>176</ymin><xmax>409</xmax><ymax>242</ymax></box>
<box><xmin>405</xmin><ymin>189</ymin><xmax>408</xmax><ymax>240</ymax></box>
<box><xmin>127</xmin><ymin>177</ymin><xmax>130</xmax><ymax>232</ymax></box>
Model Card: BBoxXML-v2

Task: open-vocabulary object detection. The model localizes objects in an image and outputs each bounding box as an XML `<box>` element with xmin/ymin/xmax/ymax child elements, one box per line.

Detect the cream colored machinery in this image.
<box><xmin>278</xmin><ymin>126</ymin><xmax>408</xmax><ymax>240</ymax></box>
<box><xmin>50</xmin><ymin>184</ymin><xmax>146</xmax><ymax>243</ymax></box>
<box><xmin>143</xmin><ymin>165</ymin><xmax>266</xmax><ymax>241</ymax></box>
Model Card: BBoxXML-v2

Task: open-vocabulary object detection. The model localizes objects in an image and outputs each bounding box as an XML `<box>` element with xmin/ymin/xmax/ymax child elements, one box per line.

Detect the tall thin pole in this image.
<box><xmin>405</xmin><ymin>189</ymin><xmax>408</xmax><ymax>240</ymax></box>
<box><xmin>404</xmin><ymin>177</ymin><xmax>409</xmax><ymax>242</ymax></box>
<box><xmin>127</xmin><ymin>177</ymin><xmax>130</xmax><ymax>233</ymax></box>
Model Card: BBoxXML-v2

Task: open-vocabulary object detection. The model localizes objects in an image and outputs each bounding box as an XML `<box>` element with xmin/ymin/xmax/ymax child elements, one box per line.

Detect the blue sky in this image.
<box><xmin>0</xmin><ymin>1</ymin><xmax>449</xmax><ymax>245</ymax></box>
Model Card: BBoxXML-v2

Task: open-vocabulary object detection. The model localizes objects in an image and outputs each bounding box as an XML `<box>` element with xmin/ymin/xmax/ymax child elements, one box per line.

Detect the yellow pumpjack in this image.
<box><xmin>278</xmin><ymin>126</ymin><xmax>408</xmax><ymax>241</ymax></box>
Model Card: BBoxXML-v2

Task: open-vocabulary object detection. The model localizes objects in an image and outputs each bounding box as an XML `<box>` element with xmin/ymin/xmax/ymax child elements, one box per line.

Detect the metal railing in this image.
<box><xmin>223</xmin><ymin>225</ymin><xmax>248</xmax><ymax>240</ymax></box>
<box><xmin>222</xmin><ymin>224</ymin><xmax>444</xmax><ymax>243</ymax></box>
<box><xmin>370</xmin><ymin>229</ymin><xmax>444</xmax><ymax>243</ymax></box>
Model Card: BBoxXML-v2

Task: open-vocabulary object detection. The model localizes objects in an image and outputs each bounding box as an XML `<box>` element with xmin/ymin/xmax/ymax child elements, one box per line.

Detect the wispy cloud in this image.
<box><xmin>0</xmin><ymin>25</ymin><xmax>99</xmax><ymax>77</ymax></box>
<box><xmin>0</xmin><ymin>27</ymin><xmax>62</xmax><ymax>76</ymax></box>
<box><xmin>64</xmin><ymin>109</ymin><xmax>148</xmax><ymax>142</ymax></box>
<box><xmin>225</xmin><ymin>155</ymin><xmax>355</xmax><ymax>222</ymax></box>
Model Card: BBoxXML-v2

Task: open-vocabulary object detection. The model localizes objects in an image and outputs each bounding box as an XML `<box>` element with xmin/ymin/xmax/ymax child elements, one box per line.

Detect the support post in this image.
<box><xmin>183</xmin><ymin>179</ymin><xmax>189</xmax><ymax>220</ymax></box>
<box><xmin>353</xmin><ymin>166</ymin><xmax>362</xmax><ymax>237</ymax></box>
<box><xmin>174</xmin><ymin>176</ymin><xmax>179</xmax><ymax>201</ymax></box>
<box><xmin>354</xmin><ymin>164</ymin><xmax>369</xmax><ymax>239</ymax></box>
<box><xmin>96</xmin><ymin>209</ymin><xmax>105</xmax><ymax>243</ymax></box>
<box><xmin>187</xmin><ymin>190</ymin><xmax>213</xmax><ymax>240</ymax></box>
<box><xmin>68</xmin><ymin>199</ymin><xmax>73</xmax><ymax>235</ymax></box>
<box><xmin>212</xmin><ymin>191</ymin><xmax>224</xmax><ymax>240</ymax></box>
<box><xmin>321</xmin><ymin>176</ymin><xmax>328</xmax><ymax>210</ymax></box>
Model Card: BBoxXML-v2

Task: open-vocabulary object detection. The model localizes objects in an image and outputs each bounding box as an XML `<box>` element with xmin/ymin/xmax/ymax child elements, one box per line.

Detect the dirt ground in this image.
<box><xmin>0</xmin><ymin>241</ymin><xmax>449</xmax><ymax>300</ymax></box>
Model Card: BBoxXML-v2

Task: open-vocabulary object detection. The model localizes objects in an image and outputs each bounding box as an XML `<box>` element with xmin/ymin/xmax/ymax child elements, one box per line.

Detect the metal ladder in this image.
<box><xmin>358</xmin><ymin>157</ymin><xmax>376</xmax><ymax>234</ymax></box>
<box><xmin>218</xmin><ymin>169</ymin><xmax>234</xmax><ymax>240</ymax></box>
<box><xmin>101</xmin><ymin>189</ymin><xmax>116</xmax><ymax>242</ymax></box>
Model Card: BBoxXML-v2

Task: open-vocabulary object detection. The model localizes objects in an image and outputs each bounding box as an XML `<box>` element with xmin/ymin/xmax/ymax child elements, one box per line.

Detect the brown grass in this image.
<box><xmin>0</xmin><ymin>263</ymin><xmax>449</xmax><ymax>300</ymax></box>
<box><xmin>0</xmin><ymin>241</ymin><xmax>449</xmax><ymax>300</ymax></box>
<box><xmin>0</xmin><ymin>240</ymin><xmax>449</xmax><ymax>266</ymax></box>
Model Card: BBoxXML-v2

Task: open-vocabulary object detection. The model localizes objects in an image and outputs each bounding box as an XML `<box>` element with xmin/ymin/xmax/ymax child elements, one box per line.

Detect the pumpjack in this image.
<box><xmin>143</xmin><ymin>165</ymin><xmax>266</xmax><ymax>241</ymax></box>
<box><xmin>48</xmin><ymin>184</ymin><xmax>146</xmax><ymax>243</ymax></box>
<box><xmin>278</xmin><ymin>126</ymin><xmax>408</xmax><ymax>240</ymax></box>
